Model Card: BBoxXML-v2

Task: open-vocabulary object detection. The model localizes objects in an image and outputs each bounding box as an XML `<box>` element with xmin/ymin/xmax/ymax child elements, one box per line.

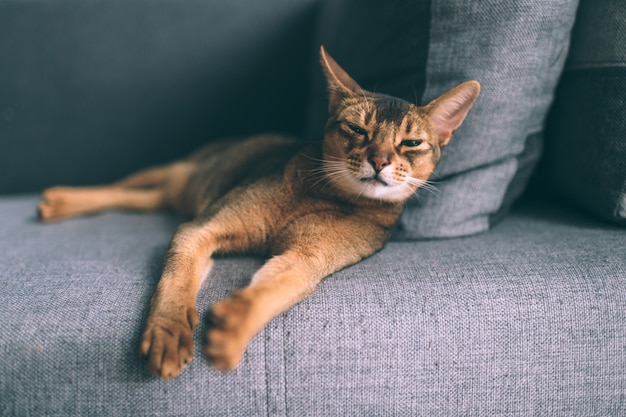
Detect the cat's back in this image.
<box><xmin>181</xmin><ymin>134</ymin><xmax>306</xmax><ymax>215</ymax></box>
<box><xmin>187</xmin><ymin>135</ymin><xmax>301</xmax><ymax>165</ymax></box>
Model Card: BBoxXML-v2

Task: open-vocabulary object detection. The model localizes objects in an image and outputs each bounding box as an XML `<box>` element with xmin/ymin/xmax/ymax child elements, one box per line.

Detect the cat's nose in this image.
<box><xmin>368</xmin><ymin>155</ymin><xmax>390</xmax><ymax>173</ymax></box>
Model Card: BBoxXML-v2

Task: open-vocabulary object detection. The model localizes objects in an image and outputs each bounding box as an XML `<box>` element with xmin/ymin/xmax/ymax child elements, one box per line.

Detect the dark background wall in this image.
<box><xmin>0</xmin><ymin>0</ymin><xmax>318</xmax><ymax>194</ymax></box>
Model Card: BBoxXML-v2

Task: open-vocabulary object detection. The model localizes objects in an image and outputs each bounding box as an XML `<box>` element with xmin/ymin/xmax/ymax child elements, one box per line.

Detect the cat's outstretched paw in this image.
<box><xmin>38</xmin><ymin>187</ymin><xmax>73</xmax><ymax>221</ymax></box>
<box><xmin>38</xmin><ymin>187</ymin><xmax>92</xmax><ymax>222</ymax></box>
<box><xmin>204</xmin><ymin>293</ymin><xmax>254</xmax><ymax>371</ymax></box>
<box><xmin>139</xmin><ymin>307</ymin><xmax>198</xmax><ymax>380</ymax></box>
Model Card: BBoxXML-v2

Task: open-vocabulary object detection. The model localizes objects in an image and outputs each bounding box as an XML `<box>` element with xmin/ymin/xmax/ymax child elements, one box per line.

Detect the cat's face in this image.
<box><xmin>323</xmin><ymin>93</ymin><xmax>442</xmax><ymax>202</ymax></box>
<box><xmin>319</xmin><ymin>47</ymin><xmax>480</xmax><ymax>203</ymax></box>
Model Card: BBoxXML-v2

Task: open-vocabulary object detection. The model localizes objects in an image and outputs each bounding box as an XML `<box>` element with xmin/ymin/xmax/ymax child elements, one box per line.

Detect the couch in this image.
<box><xmin>1</xmin><ymin>0</ymin><xmax>625</xmax><ymax>415</ymax></box>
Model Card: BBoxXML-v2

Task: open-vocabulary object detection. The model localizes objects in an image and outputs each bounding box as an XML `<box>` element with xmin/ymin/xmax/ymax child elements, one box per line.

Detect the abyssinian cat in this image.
<box><xmin>38</xmin><ymin>46</ymin><xmax>480</xmax><ymax>379</ymax></box>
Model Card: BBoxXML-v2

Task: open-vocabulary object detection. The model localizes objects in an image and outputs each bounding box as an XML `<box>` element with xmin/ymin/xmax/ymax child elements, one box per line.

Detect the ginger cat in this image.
<box><xmin>38</xmin><ymin>46</ymin><xmax>480</xmax><ymax>379</ymax></box>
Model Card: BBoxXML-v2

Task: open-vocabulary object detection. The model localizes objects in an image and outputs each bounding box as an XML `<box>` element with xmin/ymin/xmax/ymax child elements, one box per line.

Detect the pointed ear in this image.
<box><xmin>425</xmin><ymin>81</ymin><xmax>481</xmax><ymax>147</ymax></box>
<box><xmin>320</xmin><ymin>45</ymin><xmax>363</xmax><ymax>114</ymax></box>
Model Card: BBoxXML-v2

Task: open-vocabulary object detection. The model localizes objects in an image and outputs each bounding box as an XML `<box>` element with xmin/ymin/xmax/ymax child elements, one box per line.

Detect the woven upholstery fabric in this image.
<box><xmin>541</xmin><ymin>0</ymin><xmax>626</xmax><ymax>225</ymax></box>
<box><xmin>1</xmin><ymin>195</ymin><xmax>625</xmax><ymax>416</ymax></box>
<box><xmin>308</xmin><ymin>0</ymin><xmax>580</xmax><ymax>239</ymax></box>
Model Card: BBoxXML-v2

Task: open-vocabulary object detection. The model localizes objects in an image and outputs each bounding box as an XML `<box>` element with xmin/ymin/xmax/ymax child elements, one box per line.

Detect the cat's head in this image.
<box><xmin>319</xmin><ymin>46</ymin><xmax>480</xmax><ymax>202</ymax></box>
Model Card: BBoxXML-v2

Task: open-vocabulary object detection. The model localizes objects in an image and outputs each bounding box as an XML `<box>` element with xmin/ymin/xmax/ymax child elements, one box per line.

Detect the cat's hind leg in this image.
<box><xmin>38</xmin><ymin>162</ymin><xmax>195</xmax><ymax>222</ymax></box>
<box><xmin>113</xmin><ymin>165</ymin><xmax>171</xmax><ymax>188</ymax></box>
<box><xmin>38</xmin><ymin>186</ymin><xmax>166</xmax><ymax>222</ymax></box>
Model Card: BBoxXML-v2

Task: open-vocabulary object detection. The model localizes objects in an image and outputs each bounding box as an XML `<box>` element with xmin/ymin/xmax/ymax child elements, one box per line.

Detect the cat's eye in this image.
<box><xmin>401</xmin><ymin>139</ymin><xmax>423</xmax><ymax>147</ymax></box>
<box><xmin>347</xmin><ymin>123</ymin><xmax>367</xmax><ymax>136</ymax></box>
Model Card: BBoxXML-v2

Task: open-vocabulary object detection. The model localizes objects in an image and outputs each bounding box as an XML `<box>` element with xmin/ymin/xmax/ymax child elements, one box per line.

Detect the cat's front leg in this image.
<box><xmin>205</xmin><ymin>252</ymin><xmax>322</xmax><ymax>371</ymax></box>
<box><xmin>139</xmin><ymin>208</ymin><xmax>268</xmax><ymax>379</ymax></box>
<box><xmin>139</xmin><ymin>221</ymin><xmax>217</xmax><ymax>380</ymax></box>
<box><xmin>139</xmin><ymin>303</ymin><xmax>199</xmax><ymax>380</ymax></box>
<box><xmin>204</xmin><ymin>290</ymin><xmax>260</xmax><ymax>371</ymax></box>
<box><xmin>139</xmin><ymin>281</ymin><xmax>207</xmax><ymax>377</ymax></box>
<box><xmin>204</xmin><ymin>224</ymin><xmax>379</xmax><ymax>371</ymax></box>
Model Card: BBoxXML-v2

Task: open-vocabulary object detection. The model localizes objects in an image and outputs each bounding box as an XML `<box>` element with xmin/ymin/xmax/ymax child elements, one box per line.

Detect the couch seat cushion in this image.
<box><xmin>1</xmin><ymin>195</ymin><xmax>625</xmax><ymax>416</ymax></box>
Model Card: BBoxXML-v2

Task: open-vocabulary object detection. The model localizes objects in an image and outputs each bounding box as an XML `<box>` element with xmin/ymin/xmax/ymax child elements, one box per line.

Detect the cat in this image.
<box><xmin>38</xmin><ymin>46</ymin><xmax>480</xmax><ymax>379</ymax></box>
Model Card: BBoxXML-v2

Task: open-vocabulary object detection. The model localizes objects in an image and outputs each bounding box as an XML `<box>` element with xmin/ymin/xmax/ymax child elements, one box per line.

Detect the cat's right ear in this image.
<box><xmin>425</xmin><ymin>81</ymin><xmax>481</xmax><ymax>148</ymax></box>
<box><xmin>320</xmin><ymin>46</ymin><xmax>362</xmax><ymax>114</ymax></box>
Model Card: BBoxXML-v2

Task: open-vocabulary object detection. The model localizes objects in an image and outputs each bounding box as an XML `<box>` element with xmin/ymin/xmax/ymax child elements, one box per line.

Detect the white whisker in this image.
<box><xmin>306</xmin><ymin>161</ymin><xmax>356</xmax><ymax>192</ymax></box>
<box><xmin>404</xmin><ymin>176</ymin><xmax>441</xmax><ymax>195</ymax></box>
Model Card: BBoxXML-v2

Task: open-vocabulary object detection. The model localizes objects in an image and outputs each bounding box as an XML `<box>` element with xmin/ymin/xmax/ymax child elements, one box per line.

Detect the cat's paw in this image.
<box><xmin>38</xmin><ymin>187</ymin><xmax>70</xmax><ymax>221</ymax></box>
<box><xmin>139</xmin><ymin>307</ymin><xmax>198</xmax><ymax>380</ymax></box>
<box><xmin>204</xmin><ymin>293</ymin><xmax>254</xmax><ymax>371</ymax></box>
<box><xmin>38</xmin><ymin>187</ymin><xmax>84</xmax><ymax>222</ymax></box>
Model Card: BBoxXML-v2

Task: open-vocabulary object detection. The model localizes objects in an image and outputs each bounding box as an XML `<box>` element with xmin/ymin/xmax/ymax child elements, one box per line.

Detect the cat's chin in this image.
<box><xmin>329</xmin><ymin>175</ymin><xmax>413</xmax><ymax>202</ymax></box>
<box><xmin>359</xmin><ymin>183</ymin><xmax>412</xmax><ymax>201</ymax></box>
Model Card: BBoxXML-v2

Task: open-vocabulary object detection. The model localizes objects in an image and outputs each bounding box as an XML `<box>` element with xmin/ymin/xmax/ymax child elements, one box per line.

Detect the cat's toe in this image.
<box><xmin>204</xmin><ymin>294</ymin><xmax>253</xmax><ymax>371</ymax></box>
<box><xmin>38</xmin><ymin>189</ymin><xmax>58</xmax><ymax>221</ymax></box>
<box><xmin>38</xmin><ymin>188</ymin><xmax>71</xmax><ymax>221</ymax></box>
<box><xmin>38</xmin><ymin>201</ymin><xmax>54</xmax><ymax>221</ymax></box>
<box><xmin>204</xmin><ymin>331</ymin><xmax>243</xmax><ymax>371</ymax></box>
<box><xmin>139</xmin><ymin>312</ymin><xmax>195</xmax><ymax>380</ymax></box>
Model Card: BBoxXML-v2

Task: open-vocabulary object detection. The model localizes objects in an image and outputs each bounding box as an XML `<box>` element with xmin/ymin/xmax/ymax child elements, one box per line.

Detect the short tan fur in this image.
<box><xmin>38</xmin><ymin>46</ymin><xmax>480</xmax><ymax>379</ymax></box>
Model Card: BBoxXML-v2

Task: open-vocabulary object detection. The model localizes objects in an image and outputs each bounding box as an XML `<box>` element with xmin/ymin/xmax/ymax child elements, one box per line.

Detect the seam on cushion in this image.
<box><xmin>264</xmin><ymin>325</ymin><xmax>271</xmax><ymax>417</ymax></box>
<box><xmin>565</xmin><ymin>61</ymin><xmax>626</xmax><ymax>71</ymax></box>
<box><xmin>614</xmin><ymin>180</ymin><xmax>626</xmax><ymax>221</ymax></box>
<box><xmin>489</xmin><ymin>131</ymin><xmax>543</xmax><ymax>227</ymax></box>
<box><xmin>418</xmin><ymin>0</ymin><xmax>437</xmax><ymax>106</ymax></box>
<box><xmin>264</xmin><ymin>315</ymin><xmax>287</xmax><ymax>417</ymax></box>
<box><xmin>282</xmin><ymin>315</ymin><xmax>289</xmax><ymax>417</ymax></box>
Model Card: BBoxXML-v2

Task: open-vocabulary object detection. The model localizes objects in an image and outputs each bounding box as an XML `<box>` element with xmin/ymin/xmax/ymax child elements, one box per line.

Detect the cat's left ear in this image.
<box><xmin>425</xmin><ymin>81</ymin><xmax>481</xmax><ymax>147</ymax></box>
<box><xmin>320</xmin><ymin>46</ymin><xmax>363</xmax><ymax>114</ymax></box>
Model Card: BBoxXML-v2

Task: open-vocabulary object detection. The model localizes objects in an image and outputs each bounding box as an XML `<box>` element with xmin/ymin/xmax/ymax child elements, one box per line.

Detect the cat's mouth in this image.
<box><xmin>360</xmin><ymin>175</ymin><xmax>389</xmax><ymax>186</ymax></box>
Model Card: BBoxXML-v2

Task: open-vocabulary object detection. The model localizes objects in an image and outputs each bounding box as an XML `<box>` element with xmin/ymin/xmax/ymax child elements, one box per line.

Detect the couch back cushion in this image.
<box><xmin>540</xmin><ymin>0</ymin><xmax>626</xmax><ymax>225</ymax></box>
<box><xmin>307</xmin><ymin>0</ymin><xmax>580</xmax><ymax>239</ymax></box>
<box><xmin>0</xmin><ymin>0</ymin><xmax>317</xmax><ymax>194</ymax></box>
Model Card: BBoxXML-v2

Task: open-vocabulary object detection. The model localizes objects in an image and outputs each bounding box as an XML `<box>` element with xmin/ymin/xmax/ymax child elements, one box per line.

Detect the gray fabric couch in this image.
<box><xmin>1</xmin><ymin>0</ymin><xmax>625</xmax><ymax>415</ymax></box>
